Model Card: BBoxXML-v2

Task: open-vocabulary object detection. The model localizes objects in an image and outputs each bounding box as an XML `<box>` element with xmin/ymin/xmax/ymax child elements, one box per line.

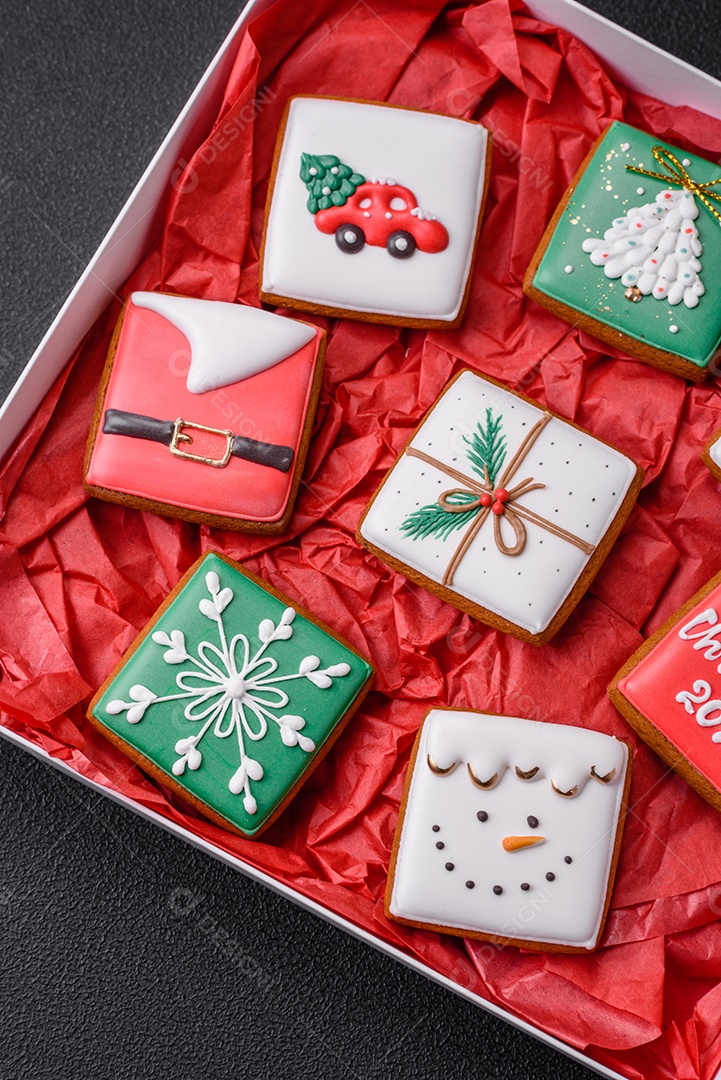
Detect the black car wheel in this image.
<box><xmin>335</xmin><ymin>224</ymin><xmax>365</xmax><ymax>254</ymax></box>
<box><xmin>386</xmin><ymin>230</ymin><xmax>416</xmax><ymax>259</ymax></box>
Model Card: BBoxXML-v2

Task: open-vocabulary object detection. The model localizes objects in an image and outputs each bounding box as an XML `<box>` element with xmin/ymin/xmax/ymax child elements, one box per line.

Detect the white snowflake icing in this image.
<box><xmin>106</xmin><ymin>569</ymin><xmax>351</xmax><ymax>815</ymax></box>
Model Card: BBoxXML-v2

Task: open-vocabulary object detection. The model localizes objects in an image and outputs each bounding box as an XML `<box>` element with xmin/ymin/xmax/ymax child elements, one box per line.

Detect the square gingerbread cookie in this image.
<box><xmin>702</xmin><ymin>428</ymin><xmax>721</xmax><ymax>483</ymax></box>
<box><xmin>386</xmin><ymin>709</ymin><xmax>631</xmax><ymax>952</ymax></box>
<box><xmin>84</xmin><ymin>292</ymin><xmax>325</xmax><ymax>532</ymax></box>
<box><xmin>610</xmin><ymin>570</ymin><xmax>721</xmax><ymax>812</ymax></box>
<box><xmin>259</xmin><ymin>96</ymin><xmax>491</xmax><ymax>328</ymax></box>
<box><xmin>357</xmin><ymin>370</ymin><xmax>643</xmax><ymax>644</ymax></box>
<box><xmin>524</xmin><ymin>122</ymin><xmax>721</xmax><ymax>381</ymax></box>
<box><xmin>88</xmin><ymin>552</ymin><xmax>374</xmax><ymax>838</ymax></box>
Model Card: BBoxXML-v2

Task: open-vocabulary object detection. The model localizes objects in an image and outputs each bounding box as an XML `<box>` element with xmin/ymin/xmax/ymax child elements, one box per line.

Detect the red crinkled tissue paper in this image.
<box><xmin>3</xmin><ymin>1</ymin><xmax>721</xmax><ymax>1077</ymax></box>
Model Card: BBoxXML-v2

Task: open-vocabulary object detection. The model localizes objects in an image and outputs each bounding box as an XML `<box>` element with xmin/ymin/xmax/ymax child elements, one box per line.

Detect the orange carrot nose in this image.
<box><xmin>502</xmin><ymin>835</ymin><xmax>545</xmax><ymax>852</ymax></box>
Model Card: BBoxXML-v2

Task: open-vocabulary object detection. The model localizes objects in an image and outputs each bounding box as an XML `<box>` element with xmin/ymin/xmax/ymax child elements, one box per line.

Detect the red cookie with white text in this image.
<box><xmin>84</xmin><ymin>292</ymin><xmax>325</xmax><ymax>533</ymax></box>
<box><xmin>610</xmin><ymin>570</ymin><xmax>721</xmax><ymax>811</ymax></box>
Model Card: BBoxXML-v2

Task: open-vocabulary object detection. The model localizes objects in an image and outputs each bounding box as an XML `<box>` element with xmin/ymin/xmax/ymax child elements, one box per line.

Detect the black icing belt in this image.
<box><xmin>102</xmin><ymin>409</ymin><xmax>294</xmax><ymax>473</ymax></box>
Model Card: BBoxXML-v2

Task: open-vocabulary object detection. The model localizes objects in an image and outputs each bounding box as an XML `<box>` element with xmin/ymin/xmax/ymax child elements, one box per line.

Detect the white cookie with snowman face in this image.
<box><xmin>387</xmin><ymin>709</ymin><xmax>631</xmax><ymax>952</ymax></box>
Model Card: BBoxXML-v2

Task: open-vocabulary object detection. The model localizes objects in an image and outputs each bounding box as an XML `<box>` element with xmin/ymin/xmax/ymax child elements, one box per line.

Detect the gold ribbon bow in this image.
<box><xmin>406</xmin><ymin>412</ymin><xmax>596</xmax><ymax>588</ymax></box>
<box><xmin>626</xmin><ymin>146</ymin><xmax>721</xmax><ymax>226</ymax></box>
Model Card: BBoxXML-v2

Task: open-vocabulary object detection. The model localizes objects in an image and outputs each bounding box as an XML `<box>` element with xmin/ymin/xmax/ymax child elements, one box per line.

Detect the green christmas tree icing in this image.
<box><xmin>300</xmin><ymin>153</ymin><xmax>365</xmax><ymax>214</ymax></box>
<box><xmin>401</xmin><ymin>409</ymin><xmax>507</xmax><ymax>543</ymax></box>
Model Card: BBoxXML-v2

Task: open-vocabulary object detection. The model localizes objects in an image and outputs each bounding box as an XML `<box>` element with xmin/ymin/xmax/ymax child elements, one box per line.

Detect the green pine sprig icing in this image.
<box><xmin>400</xmin><ymin>410</ymin><xmax>507</xmax><ymax>544</ymax></box>
<box><xmin>300</xmin><ymin>152</ymin><xmax>365</xmax><ymax>214</ymax></box>
<box><xmin>463</xmin><ymin>408</ymin><xmax>507</xmax><ymax>488</ymax></box>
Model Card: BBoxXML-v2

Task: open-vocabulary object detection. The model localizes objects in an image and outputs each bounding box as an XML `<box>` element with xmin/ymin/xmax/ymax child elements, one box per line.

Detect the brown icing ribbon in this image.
<box><xmin>406</xmin><ymin>412</ymin><xmax>596</xmax><ymax>587</ymax></box>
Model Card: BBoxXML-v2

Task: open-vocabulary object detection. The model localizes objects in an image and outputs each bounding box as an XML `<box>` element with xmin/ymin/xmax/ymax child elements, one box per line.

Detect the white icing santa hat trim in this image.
<box><xmin>131</xmin><ymin>292</ymin><xmax>317</xmax><ymax>395</ymax></box>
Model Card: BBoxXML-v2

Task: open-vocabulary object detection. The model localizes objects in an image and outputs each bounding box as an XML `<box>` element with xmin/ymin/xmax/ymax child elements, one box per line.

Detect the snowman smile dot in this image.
<box><xmin>493</xmin><ymin>885</ymin><xmax>503</xmax><ymax>895</ymax></box>
<box><xmin>445</xmin><ymin>862</ymin><xmax>454</xmax><ymax>871</ymax></box>
<box><xmin>546</xmin><ymin>872</ymin><xmax>556</xmax><ymax>882</ymax></box>
<box><xmin>432</xmin><ymin>824</ymin><xmax>440</xmax><ymax>832</ymax></box>
<box><xmin>435</xmin><ymin>841</ymin><xmax>444</xmax><ymax>850</ymax></box>
<box><xmin>465</xmin><ymin>881</ymin><xmax>475</xmax><ymax>890</ymax></box>
<box><xmin>520</xmin><ymin>882</ymin><xmax>530</xmax><ymax>891</ymax></box>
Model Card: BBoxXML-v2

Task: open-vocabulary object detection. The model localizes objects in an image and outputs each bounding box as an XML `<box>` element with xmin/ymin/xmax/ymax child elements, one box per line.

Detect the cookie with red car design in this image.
<box><xmin>84</xmin><ymin>292</ymin><xmax>325</xmax><ymax>533</ymax></box>
<box><xmin>260</xmin><ymin>96</ymin><xmax>491</xmax><ymax>328</ymax></box>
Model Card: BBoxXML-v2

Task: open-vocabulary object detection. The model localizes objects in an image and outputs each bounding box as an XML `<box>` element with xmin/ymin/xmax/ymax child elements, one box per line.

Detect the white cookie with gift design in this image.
<box><xmin>386</xmin><ymin>709</ymin><xmax>632</xmax><ymax>952</ymax></box>
<box><xmin>357</xmin><ymin>370</ymin><xmax>643</xmax><ymax>644</ymax></box>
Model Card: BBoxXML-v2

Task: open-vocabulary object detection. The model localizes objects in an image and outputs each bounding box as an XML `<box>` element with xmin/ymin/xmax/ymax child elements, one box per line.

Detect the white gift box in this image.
<box><xmin>3</xmin><ymin>2</ymin><xmax>721</xmax><ymax>1078</ymax></box>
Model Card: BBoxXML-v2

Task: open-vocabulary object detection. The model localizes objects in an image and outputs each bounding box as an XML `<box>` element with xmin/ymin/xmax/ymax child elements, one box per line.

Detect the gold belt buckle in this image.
<box><xmin>169</xmin><ymin>418</ymin><xmax>234</xmax><ymax>468</ymax></box>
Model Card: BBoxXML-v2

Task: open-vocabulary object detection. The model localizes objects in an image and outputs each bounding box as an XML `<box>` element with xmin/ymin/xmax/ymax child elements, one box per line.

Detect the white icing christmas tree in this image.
<box><xmin>582</xmin><ymin>188</ymin><xmax>704</xmax><ymax>308</ymax></box>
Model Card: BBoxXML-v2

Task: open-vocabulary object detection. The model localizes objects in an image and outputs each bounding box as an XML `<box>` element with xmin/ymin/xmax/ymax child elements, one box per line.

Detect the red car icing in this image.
<box><xmin>314</xmin><ymin>181</ymin><xmax>449</xmax><ymax>257</ymax></box>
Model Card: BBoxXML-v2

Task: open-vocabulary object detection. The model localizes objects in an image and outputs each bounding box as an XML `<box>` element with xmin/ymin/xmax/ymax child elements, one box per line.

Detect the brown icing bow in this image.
<box><xmin>406</xmin><ymin>412</ymin><xmax>595</xmax><ymax>587</ymax></box>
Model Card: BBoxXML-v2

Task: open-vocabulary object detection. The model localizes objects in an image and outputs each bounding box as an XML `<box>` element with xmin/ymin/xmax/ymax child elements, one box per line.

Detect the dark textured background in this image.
<box><xmin>1</xmin><ymin>3</ymin><xmax>719</xmax><ymax>1078</ymax></box>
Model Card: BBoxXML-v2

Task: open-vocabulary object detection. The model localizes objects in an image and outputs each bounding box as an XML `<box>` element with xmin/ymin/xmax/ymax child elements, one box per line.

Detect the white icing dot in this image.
<box><xmin>309</xmin><ymin>167</ymin><xmax>317</xmax><ymax>176</ymax></box>
<box><xmin>670</xmin><ymin>324</ymin><xmax>679</xmax><ymax>334</ymax></box>
<box><xmin>682</xmin><ymin>158</ymin><xmax>691</xmax><ymax>166</ymax></box>
<box><xmin>385</xmin><ymin>211</ymin><xmax>393</xmax><ymax>219</ymax></box>
<box><xmin>322</xmin><ymin>186</ymin><xmax>331</xmax><ymax>195</ymax></box>
<box><xmin>620</xmin><ymin>142</ymin><xmax>631</xmax><ymax>152</ymax></box>
<box><xmin>395</xmin><ymin>237</ymin><xmax>409</xmax><ymax>251</ymax></box>
<box><xmin>363</xmin><ymin>211</ymin><xmax>370</xmax><ymax>218</ymax></box>
<box><xmin>636</xmin><ymin>187</ymin><xmax>645</xmax><ymax>195</ymax></box>
<box><xmin>564</xmin><ymin>265</ymin><xmax>574</xmax><ymax>274</ymax></box>
<box><xmin>330</xmin><ymin>166</ymin><xmax>339</xmax><ymax>174</ymax></box>
<box><xmin>343</xmin><ymin>230</ymin><xmax>356</xmax><ymax>243</ymax></box>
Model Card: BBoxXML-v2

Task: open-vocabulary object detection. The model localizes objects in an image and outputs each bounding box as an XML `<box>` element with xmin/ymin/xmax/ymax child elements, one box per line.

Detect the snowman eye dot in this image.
<box><xmin>476</xmin><ymin>810</ymin><xmax>488</xmax><ymax>822</ymax></box>
<box><xmin>527</xmin><ymin>815</ymin><xmax>539</xmax><ymax>829</ymax></box>
<box><xmin>445</xmin><ymin>862</ymin><xmax>454</xmax><ymax>872</ymax></box>
<box><xmin>546</xmin><ymin>872</ymin><xmax>555</xmax><ymax>881</ymax></box>
<box><xmin>493</xmin><ymin>885</ymin><xmax>503</xmax><ymax>895</ymax></box>
<box><xmin>520</xmin><ymin>882</ymin><xmax>530</xmax><ymax>891</ymax></box>
<box><xmin>465</xmin><ymin>880</ymin><xmax>475</xmax><ymax>890</ymax></box>
<box><xmin>564</xmin><ymin>855</ymin><xmax>573</xmax><ymax>864</ymax></box>
<box><xmin>432</xmin><ymin>824</ymin><xmax>440</xmax><ymax>832</ymax></box>
<box><xmin>435</xmin><ymin>841</ymin><xmax>445</xmax><ymax>850</ymax></box>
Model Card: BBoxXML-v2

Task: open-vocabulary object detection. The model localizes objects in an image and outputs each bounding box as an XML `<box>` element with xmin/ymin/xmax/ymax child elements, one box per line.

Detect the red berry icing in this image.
<box><xmin>491</xmin><ymin>501</ymin><xmax>505</xmax><ymax>515</ymax></box>
<box><xmin>480</xmin><ymin>493</ymin><xmax>492</xmax><ymax>508</ymax></box>
<box><xmin>494</xmin><ymin>488</ymin><xmax>509</xmax><ymax>502</ymax></box>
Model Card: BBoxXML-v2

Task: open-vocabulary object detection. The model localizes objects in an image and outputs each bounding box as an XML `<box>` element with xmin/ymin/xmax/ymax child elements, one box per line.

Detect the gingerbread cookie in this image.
<box><xmin>88</xmin><ymin>552</ymin><xmax>374</xmax><ymax>838</ymax></box>
<box><xmin>357</xmin><ymin>370</ymin><xmax>643</xmax><ymax>644</ymax></box>
<box><xmin>702</xmin><ymin>428</ymin><xmax>721</xmax><ymax>483</ymax></box>
<box><xmin>259</xmin><ymin>95</ymin><xmax>491</xmax><ymax>328</ymax></box>
<box><xmin>524</xmin><ymin>122</ymin><xmax>721</xmax><ymax>381</ymax></box>
<box><xmin>386</xmin><ymin>709</ymin><xmax>631</xmax><ymax>953</ymax></box>
<box><xmin>84</xmin><ymin>292</ymin><xmax>325</xmax><ymax>532</ymax></box>
<box><xmin>610</xmin><ymin>570</ymin><xmax>721</xmax><ymax>812</ymax></box>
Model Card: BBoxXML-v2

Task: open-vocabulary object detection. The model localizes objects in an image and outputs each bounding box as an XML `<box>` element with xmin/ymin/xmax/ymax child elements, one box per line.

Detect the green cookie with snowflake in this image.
<box><xmin>89</xmin><ymin>553</ymin><xmax>374</xmax><ymax>837</ymax></box>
